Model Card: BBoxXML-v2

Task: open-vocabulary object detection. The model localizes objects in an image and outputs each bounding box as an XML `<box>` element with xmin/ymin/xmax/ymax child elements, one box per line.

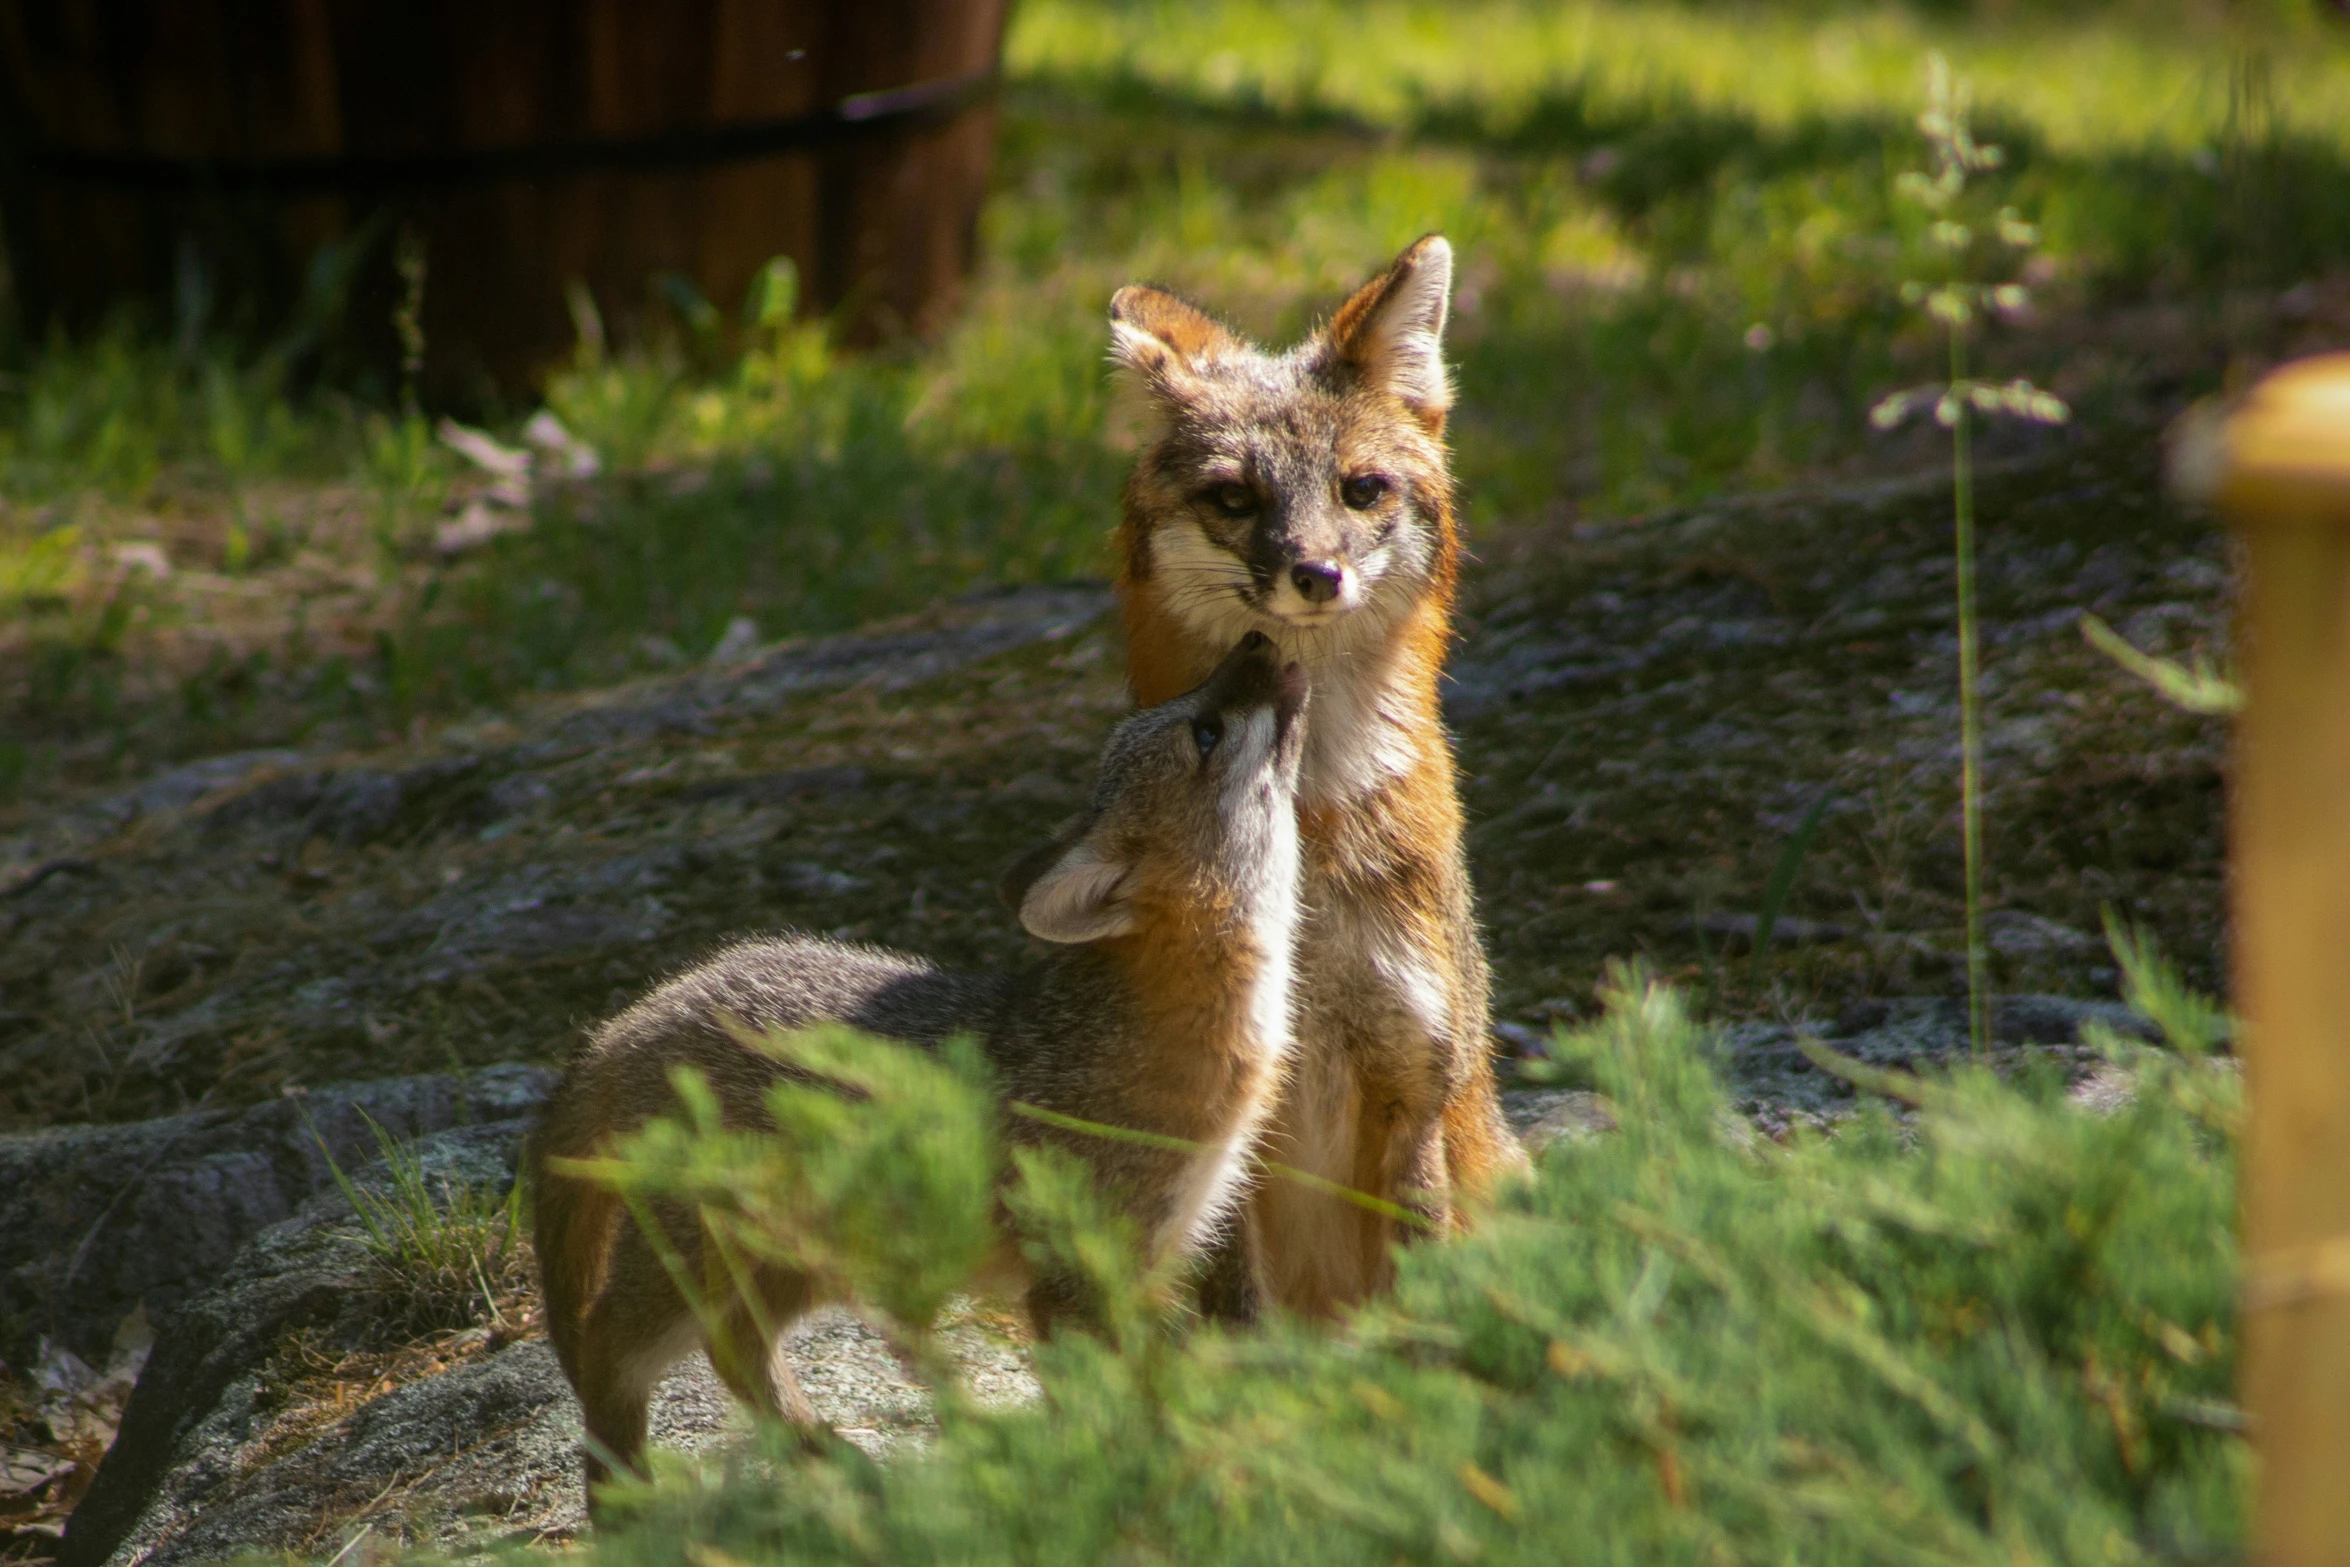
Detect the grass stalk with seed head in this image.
<box><xmin>1871</xmin><ymin>53</ymin><xmax>2070</xmax><ymax>1057</ymax></box>
<box><xmin>1951</xmin><ymin>312</ymin><xmax>1986</xmax><ymax>1062</ymax></box>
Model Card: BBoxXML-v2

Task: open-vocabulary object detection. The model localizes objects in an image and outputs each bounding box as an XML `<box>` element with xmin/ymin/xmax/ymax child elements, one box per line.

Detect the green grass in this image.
<box><xmin>573</xmin><ymin>946</ymin><xmax>2244</xmax><ymax>1565</ymax></box>
<box><xmin>1014</xmin><ymin>0</ymin><xmax>2350</xmax><ymax>157</ymax></box>
<box><xmin>315</xmin><ymin>1112</ymin><xmax>532</xmax><ymax>1337</ymax></box>
<box><xmin>2</xmin><ymin>0</ymin><xmax>2346</xmax><ymax>787</ymax></box>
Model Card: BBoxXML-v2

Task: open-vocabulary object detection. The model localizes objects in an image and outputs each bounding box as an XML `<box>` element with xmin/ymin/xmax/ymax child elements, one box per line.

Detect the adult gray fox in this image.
<box><xmin>1108</xmin><ymin>236</ymin><xmax>1524</xmax><ymax>1317</ymax></box>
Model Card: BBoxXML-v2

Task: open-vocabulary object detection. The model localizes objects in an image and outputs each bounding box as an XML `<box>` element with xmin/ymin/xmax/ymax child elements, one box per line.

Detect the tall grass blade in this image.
<box><xmin>308</xmin><ymin>1109</ymin><xmax>395</xmax><ymax>1256</ymax></box>
<box><xmin>1950</xmin><ymin>325</ymin><xmax>1989</xmax><ymax>1061</ymax></box>
<box><xmin>1006</xmin><ymin>1099</ymin><xmax>1436</xmax><ymax>1231</ymax></box>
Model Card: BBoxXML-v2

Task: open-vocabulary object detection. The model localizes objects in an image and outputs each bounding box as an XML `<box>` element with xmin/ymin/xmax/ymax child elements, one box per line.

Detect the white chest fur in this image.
<box><xmin>1153</xmin><ymin>800</ymin><xmax>1303</xmax><ymax>1260</ymax></box>
<box><xmin>1292</xmin><ymin>647</ymin><xmax>1419</xmax><ymax>807</ymax></box>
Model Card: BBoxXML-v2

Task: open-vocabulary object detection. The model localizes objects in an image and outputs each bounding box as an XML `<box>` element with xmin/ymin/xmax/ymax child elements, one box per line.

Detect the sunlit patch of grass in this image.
<box><xmin>1009</xmin><ymin>0</ymin><xmax>2350</xmax><ymax>157</ymax></box>
<box><xmin>0</xmin><ymin>0</ymin><xmax>2344</xmax><ymax>788</ymax></box>
<box><xmin>0</xmin><ymin>518</ymin><xmax>81</xmax><ymax>615</ymax></box>
<box><xmin>318</xmin><ymin>1114</ymin><xmax>533</xmax><ymax>1339</ymax></box>
<box><xmin>0</xmin><ymin>328</ymin><xmax>361</xmax><ymax>500</ymax></box>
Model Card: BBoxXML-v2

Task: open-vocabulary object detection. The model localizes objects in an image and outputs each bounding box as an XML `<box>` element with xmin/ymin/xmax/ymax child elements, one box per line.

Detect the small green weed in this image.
<box><xmin>2080</xmin><ymin>611</ymin><xmax>2244</xmax><ymax>716</ymax></box>
<box><xmin>314</xmin><ymin>1113</ymin><xmax>531</xmax><ymax>1338</ymax></box>
<box><xmin>1751</xmin><ymin>788</ymin><xmax>1833</xmax><ymax>989</ymax></box>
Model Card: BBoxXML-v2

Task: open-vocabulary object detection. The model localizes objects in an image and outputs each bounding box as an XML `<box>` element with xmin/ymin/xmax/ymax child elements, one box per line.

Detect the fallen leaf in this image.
<box><xmin>436</xmin><ymin>420</ymin><xmax>531</xmax><ymax>480</ymax></box>
<box><xmin>433</xmin><ymin>501</ymin><xmax>532</xmax><ymax>556</ymax></box>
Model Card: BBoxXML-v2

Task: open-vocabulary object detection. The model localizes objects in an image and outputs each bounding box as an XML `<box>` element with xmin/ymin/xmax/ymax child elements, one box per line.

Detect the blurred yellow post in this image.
<box><xmin>2207</xmin><ymin>353</ymin><xmax>2350</xmax><ymax>1565</ymax></box>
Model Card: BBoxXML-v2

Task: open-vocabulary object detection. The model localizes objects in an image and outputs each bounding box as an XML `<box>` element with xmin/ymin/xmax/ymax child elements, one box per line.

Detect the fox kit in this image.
<box><xmin>531</xmin><ymin>633</ymin><xmax>1307</xmax><ymax>1494</ymax></box>
<box><xmin>1109</xmin><ymin>235</ymin><xmax>1524</xmax><ymax>1318</ymax></box>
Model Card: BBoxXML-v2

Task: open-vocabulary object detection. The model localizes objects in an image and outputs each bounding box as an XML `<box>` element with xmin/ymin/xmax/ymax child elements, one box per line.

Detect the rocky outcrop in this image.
<box><xmin>0</xmin><ymin>586</ymin><xmax>1111</xmax><ymax>903</ymax></box>
<box><xmin>59</xmin><ymin>1125</ymin><xmax>521</xmax><ymax>1567</ymax></box>
<box><xmin>0</xmin><ymin>442</ymin><xmax>2222</xmax><ymax>1566</ymax></box>
<box><xmin>0</xmin><ymin>584</ymin><xmax>1120</xmax><ymax>1138</ymax></box>
<box><xmin>55</xmin><ymin>1117</ymin><xmax>1033</xmax><ymax>1567</ymax></box>
<box><xmin>1</xmin><ymin>1066</ymin><xmax>553</xmax><ymax>1365</ymax></box>
<box><xmin>1715</xmin><ymin>993</ymin><xmax>2159</xmax><ymax>1134</ymax></box>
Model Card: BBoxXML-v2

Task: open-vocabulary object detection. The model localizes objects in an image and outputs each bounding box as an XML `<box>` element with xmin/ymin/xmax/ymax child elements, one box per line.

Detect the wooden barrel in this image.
<box><xmin>0</xmin><ymin>1</ymin><xmax>1009</xmax><ymax>397</ymax></box>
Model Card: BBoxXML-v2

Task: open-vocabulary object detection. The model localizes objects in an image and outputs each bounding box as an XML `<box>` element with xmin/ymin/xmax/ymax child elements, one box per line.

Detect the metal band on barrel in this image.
<box><xmin>14</xmin><ymin>66</ymin><xmax>999</xmax><ymax>194</ymax></box>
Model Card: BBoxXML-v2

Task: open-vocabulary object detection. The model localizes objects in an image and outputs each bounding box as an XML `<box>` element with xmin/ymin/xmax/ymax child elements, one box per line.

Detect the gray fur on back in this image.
<box><xmin>556</xmin><ymin>937</ymin><xmax>1010</xmax><ymax>1145</ymax></box>
<box><xmin>590</xmin><ymin>936</ymin><xmax>1000</xmax><ymax>1057</ymax></box>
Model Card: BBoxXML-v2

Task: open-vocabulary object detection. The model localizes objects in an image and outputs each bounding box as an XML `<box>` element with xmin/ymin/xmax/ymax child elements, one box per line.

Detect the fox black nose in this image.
<box><xmin>1290</xmin><ymin>561</ymin><xmax>1345</xmax><ymax>604</ymax></box>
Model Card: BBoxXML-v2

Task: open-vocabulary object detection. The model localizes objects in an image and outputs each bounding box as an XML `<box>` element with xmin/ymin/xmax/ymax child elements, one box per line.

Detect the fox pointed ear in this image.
<box><xmin>1017</xmin><ymin>842</ymin><xmax>1135</xmax><ymax>945</ymax></box>
<box><xmin>1001</xmin><ymin>817</ymin><xmax>1135</xmax><ymax>945</ymax></box>
<box><xmin>1109</xmin><ymin>285</ymin><xmax>1238</xmax><ymax>402</ymax></box>
<box><xmin>1328</xmin><ymin>235</ymin><xmax>1454</xmax><ymax>423</ymax></box>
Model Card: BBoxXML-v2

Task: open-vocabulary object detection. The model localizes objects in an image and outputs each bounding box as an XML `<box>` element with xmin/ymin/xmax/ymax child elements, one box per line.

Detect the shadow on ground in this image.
<box><xmin>0</xmin><ymin>429</ymin><xmax>2224</xmax><ymax>1142</ymax></box>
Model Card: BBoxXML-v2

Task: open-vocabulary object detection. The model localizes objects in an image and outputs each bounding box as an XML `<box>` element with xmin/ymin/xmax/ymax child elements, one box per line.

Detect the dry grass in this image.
<box><xmin>322</xmin><ymin>1120</ymin><xmax>537</xmax><ymax>1341</ymax></box>
<box><xmin>246</xmin><ymin>1307</ymin><xmax>540</xmax><ymax>1479</ymax></box>
<box><xmin>0</xmin><ymin>1318</ymin><xmax>152</xmax><ymax>1565</ymax></box>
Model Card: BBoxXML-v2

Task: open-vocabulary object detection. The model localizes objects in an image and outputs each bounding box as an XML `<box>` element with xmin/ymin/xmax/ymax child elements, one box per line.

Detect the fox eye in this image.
<box><xmin>1207</xmin><ymin>483</ymin><xmax>1256</xmax><ymax>518</ymax></box>
<box><xmin>1191</xmin><ymin>716</ymin><xmax>1223</xmax><ymax>761</ymax></box>
<box><xmin>1341</xmin><ymin>474</ymin><xmax>1390</xmax><ymax>510</ymax></box>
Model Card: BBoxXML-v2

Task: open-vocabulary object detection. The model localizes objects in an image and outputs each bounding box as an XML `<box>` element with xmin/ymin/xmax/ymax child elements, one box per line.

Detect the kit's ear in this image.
<box><xmin>1109</xmin><ymin>284</ymin><xmax>1241</xmax><ymax>404</ymax></box>
<box><xmin>1327</xmin><ymin>234</ymin><xmax>1454</xmax><ymax>425</ymax></box>
<box><xmin>1014</xmin><ymin>842</ymin><xmax>1134</xmax><ymax>945</ymax></box>
<box><xmin>1000</xmin><ymin>816</ymin><xmax>1134</xmax><ymax>945</ymax></box>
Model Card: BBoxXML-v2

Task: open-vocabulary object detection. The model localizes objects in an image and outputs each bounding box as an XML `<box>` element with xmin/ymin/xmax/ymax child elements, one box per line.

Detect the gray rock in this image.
<box><xmin>61</xmin><ymin>1118</ymin><xmax>1036</xmax><ymax>1567</ymax></box>
<box><xmin>671</xmin><ymin>766</ymin><xmax>868</xmax><ymax>808</ymax></box>
<box><xmin>1720</xmin><ymin>993</ymin><xmax>2158</xmax><ymax>1134</ymax></box>
<box><xmin>129</xmin><ymin>1339</ymin><xmax>598</xmax><ymax>1565</ymax></box>
<box><xmin>1984</xmin><ymin>911</ymin><xmax>2100</xmax><ymax>957</ymax></box>
<box><xmin>1681</xmin><ymin>912</ymin><xmax>1853</xmax><ymax>949</ymax></box>
<box><xmin>0</xmin><ymin>751</ymin><xmax>305</xmax><ymax>896</ymax></box>
<box><xmin>1824</xmin><ymin>994</ymin><xmax>2155</xmax><ymax>1061</ymax></box>
<box><xmin>61</xmin><ymin>1123</ymin><xmax>530</xmax><ymax>1567</ymax></box>
<box><xmin>375</xmin><ymin>853</ymin><xmax>690</xmax><ymax>981</ymax></box>
<box><xmin>0</xmin><ymin>1065</ymin><xmax>553</xmax><ymax>1363</ymax></box>
<box><xmin>546</xmin><ymin>584</ymin><xmax>1109</xmax><ymax>746</ymax></box>
<box><xmin>205</xmin><ymin>758</ymin><xmax>487</xmax><ymax>848</ymax></box>
<box><xmin>1502</xmin><ymin>1088</ymin><xmax>1614</xmax><ymax>1153</ymax></box>
<box><xmin>81</xmin><ymin>1300</ymin><xmax>1027</xmax><ymax>1567</ymax></box>
<box><xmin>8</xmin><ymin>583</ymin><xmax>1108</xmax><ymax>902</ymax></box>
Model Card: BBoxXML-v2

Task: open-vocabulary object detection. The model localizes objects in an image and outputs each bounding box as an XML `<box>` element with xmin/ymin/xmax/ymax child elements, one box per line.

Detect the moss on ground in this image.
<box><xmin>1457</xmin><ymin>428</ymin><xmax>2225</xmax><ymax>1025</ymax></box>
<box><xmin>0</xmin><ymin>429</ymin><xmax>2223</xmax><ymax>1130</ymax></box>
<box><xmin>0</xmin><ymin>600</ymin><xmax>1126</xmax><ymax>1128</ymax></box>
